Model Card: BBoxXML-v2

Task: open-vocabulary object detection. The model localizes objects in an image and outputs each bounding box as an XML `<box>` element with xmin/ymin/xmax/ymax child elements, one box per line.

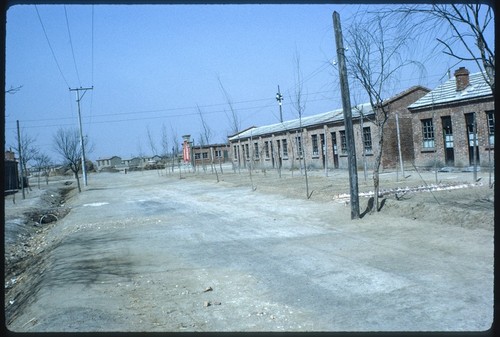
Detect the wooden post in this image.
<box><xmin>333</xmin><ymin>11</ymin><xmax>359</xmax><ymax>219</ymax></box>
<box><xmin>16</xmin><ymin>120</ymin><xmax>25</xmax><ymax>199</ymax></box>
<box><xmin>473</xmin><ymin>112</ymin><xmax>478</xmax><ymax>182</ymax></box>
<box><xmin>395</xmin><ymin>113</ymin><xmax>405</xmax><ymax>178</ymax></box>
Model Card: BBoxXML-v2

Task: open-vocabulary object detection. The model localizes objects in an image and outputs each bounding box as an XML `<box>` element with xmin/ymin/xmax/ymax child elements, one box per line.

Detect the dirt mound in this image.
<box><xmin>381</xmin><ymin>184</ymin><xmax>494</xmax><ymax>230</ymax></box>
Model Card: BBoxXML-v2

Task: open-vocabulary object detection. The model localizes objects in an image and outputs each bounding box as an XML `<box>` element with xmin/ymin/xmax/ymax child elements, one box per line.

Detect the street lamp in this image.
<box><xmin>276</xmin><ymin>85</ymin><xmax>284</xmax><ymax>123</ymax></box>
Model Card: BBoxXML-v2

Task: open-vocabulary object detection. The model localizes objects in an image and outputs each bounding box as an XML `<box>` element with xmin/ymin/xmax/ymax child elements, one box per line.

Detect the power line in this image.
<box><xmin>35</xmin><ymin>5</ymin><xmax>70</xmax><ymax>88</ymax></box>
<box><xmin>5</xmin><ymin>89</ymin><xmax>336</xmax><ymax>126</ymax></box>
<box><xmin>64</xmin><ymin>5</ymin><xmax>81</xmax><ymax>87</ymax></box>
<box><xmin>91</xmin><ymin>5</ymin><xmax>94</xmax><ymax>87</ymax></box>
<box><xmin>88</xmin><ymin>5</ymin><xmax>95</xmax><ymax>131</ymax></box>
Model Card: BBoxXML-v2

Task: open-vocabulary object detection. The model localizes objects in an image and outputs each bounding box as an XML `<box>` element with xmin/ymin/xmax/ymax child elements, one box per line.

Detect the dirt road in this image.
<box><xmin>4</xmin><ymin>168</ymin><xmax>494</xmax><ymax>332</ymax></box>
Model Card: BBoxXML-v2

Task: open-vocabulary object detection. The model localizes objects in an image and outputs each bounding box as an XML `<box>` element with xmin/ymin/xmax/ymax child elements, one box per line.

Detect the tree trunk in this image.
<box><xmin>74</xmin><ymin>170</ymin><xmax>81</xmax><ymax>193</ymax></box>
<box><xmin>372</xmin><ymin>128</ymin><xmax>384</xmax><ymax>212</ymax></box>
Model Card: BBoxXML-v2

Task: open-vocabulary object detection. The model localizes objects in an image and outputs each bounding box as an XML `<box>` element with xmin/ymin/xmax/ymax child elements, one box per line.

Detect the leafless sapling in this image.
<box><xmin>345</xmin><ymin>12</ymin><xmax>423</xmax><ymax>212</ymax></box>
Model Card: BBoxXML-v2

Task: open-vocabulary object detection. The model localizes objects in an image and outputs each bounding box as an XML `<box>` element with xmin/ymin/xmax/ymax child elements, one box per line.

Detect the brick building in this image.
<box><xmin>228</xmin><ymin>86</ymin><xmax>429</xmax><ymax>171</ymax></box>
<box><xmin>191</xmin><ymin>143</ymin><xmax>230</xmax><ymax>167</ymax></box>
<box><xmin>408</xmin><ymin>67</ymin><xmax>494</xmax><ymax>168</ymax></box>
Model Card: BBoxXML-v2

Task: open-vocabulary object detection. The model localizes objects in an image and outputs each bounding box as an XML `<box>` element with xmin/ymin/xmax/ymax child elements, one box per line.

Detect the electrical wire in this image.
<box><xmin>64</xmin><ymin>5</ymin><xmax>81</xmax><ymax>87</ymax></box>
<box><xmin>34</xmin><ymin>5</ymin><xmax>70</xmax><ymax>88</ymax></box>
<box><xmin>88</xmin><ymin>5</ymin><xmax>95</xmax><ymax>131</ymax></box>
<box><xmin>6</xmin><ymin>89</ymin><xmax>335</xmax><ymax>125</ymax></box>
<box><xmin>3</xmin><ymin>94</ymin><xmax>344</xmax><ymax>132</ymax></box>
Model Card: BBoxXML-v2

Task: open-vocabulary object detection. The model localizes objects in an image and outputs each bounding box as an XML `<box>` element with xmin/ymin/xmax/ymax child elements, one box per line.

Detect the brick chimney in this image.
<box><xmin>454</xmin><ymin>67</ymin><xmax>470</xmax><ymax>91</ymax></box>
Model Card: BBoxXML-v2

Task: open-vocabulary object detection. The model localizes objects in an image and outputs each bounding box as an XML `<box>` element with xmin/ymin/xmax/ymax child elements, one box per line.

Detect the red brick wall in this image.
<box><xmin>410</xmin><ymin>98</ymin><xmax>494</xmax><ymax>168</ymax></box>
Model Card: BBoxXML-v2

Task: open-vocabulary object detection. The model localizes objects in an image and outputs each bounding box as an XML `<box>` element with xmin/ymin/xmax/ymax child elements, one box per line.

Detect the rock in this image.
<box><xmin>203</xmin><ymin>301</ymin><xmax>210</xmax><ymax>307</ymax></box>
<box><xmin>203</xmin><ymin>286</ymin><xmax>213</xmax><ymax>292</ymax></box>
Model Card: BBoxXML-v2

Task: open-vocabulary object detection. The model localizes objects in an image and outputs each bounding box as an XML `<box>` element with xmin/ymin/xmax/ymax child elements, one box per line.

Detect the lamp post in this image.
<box><xmin>276</xmin><ymin>85</ymin><xmax>284</xmax><ymax>123</ymax></box>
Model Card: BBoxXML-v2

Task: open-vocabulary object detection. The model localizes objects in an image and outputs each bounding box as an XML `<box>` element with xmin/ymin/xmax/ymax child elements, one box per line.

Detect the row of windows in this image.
<box><xmin>233</xmin><ymin>128</ymin><xmax>374</xmax><ymax>160</ymax></box>
<box><xmin>194</xmin><ymin>150</ymin><xmax>224</xmax><ymax>160</ymax></box>
<box><xmin>420</xmin><ymin>110</ymin><xmax>495</xmax><ymax>149</ymax></box>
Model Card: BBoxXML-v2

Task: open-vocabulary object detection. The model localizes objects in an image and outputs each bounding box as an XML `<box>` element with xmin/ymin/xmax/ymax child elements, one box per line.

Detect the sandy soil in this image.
<box><xmin>3</xmin><ymin>165</ymin><xmax>494</xmax><ymax>332</ymax></box>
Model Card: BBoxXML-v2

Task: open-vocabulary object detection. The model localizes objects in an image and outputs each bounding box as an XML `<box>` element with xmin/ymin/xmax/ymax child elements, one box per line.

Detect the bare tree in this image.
<box><xmin>217</xmin><ymin>75</ymin><xmax>243</xmax><ymax>174</ymax></box>
<box><xmin>198</xmin><ymin>105</ymin><xmax>219</xmax><ymax>180</ymax></box>
<box><xmin>146</xmin><ymin>125</ymin><xmax>158</xmax><ymax>156</ymax></box>
<box><xmin>53</xmin><ymin>128</ymin><xmax>88</xmax><ymax>192</ymax></box>
<box><xmin>170</xmin><ymin>125</ymin><xmax>180</xmax><ymax>175</ymax></box>
<box><xmin>160</xmin><ymin>123</ymin><xmax>169</xmax><ymax>158</ymax></box>
<box><xmin>11</xmin><ymin>131</ymin><xmax>39</xmax><ymax>191</ymax></box>
<box><xmin>159</xmin><ymin>123</ymin><xmax>170</xmax><ymax>174</ymax></box>
<box><xmin>345</xmin><ymin>13</ymin><xmax>423</xmax><ymax>212</ymax></box>
<box><xmin>32</xmin><ymin>152</ymin><xmax>52</xmax><ymax>188</ymax></box>
<box><xmin>291</xmin><ymin>52</ymin><xmax>313</xmax><ymax>199</ymax></box>
<box><xmin>381</xmin><ymin>4</ymin><xmax>494</xmax><ymax>90</ymax></box>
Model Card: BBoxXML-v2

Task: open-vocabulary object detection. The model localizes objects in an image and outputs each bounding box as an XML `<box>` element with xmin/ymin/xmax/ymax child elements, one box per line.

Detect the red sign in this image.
<box><xmin>182</xmin><ymin>140</ymin><xmax>190</xmax><ymax>163</ymax></box>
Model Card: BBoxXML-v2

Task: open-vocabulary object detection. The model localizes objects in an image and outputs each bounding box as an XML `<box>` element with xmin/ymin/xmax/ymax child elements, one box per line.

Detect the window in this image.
<box><xmin>295</xmin><ymin>136</ymin><xmax>303</xmax><ymax>157</ymax></box>
<box><xmin>245</xmin><ymin>144</ymin><xmax>249</xmax><ymax>159</ymax></box>
<box><xmin>215</xmin><ymin>150</ymin><xmax>222</xmax><ymax>158</ymax></box>
<box><xmin>311</xmin><ymin>134</ymin><xmax>319</xmax><ymax>156</ymax></box>
<box><xmin>282</xmin><ymin>139</ymin><xmax>288</xmax><ymax>158</ymax></box>
<box><xmin>254</xmin><ymin>143</ymin><xmax>259</xmax><ymax>159</ymax></box>
<box><xmin>194</xmin><ymin>153</ymin><xmax>201</xmax><ymax>160</ymax></box>
<box><xmin>363</xmin><ymin>127</ymin><xmax>373</xmax><ymax>154</ymax></box>
<box><xmin>487</xmin><ymin>111</ymin><xmax>495</xmax><ymax>146</ymax></box>
<box><xmin>265</xmin><ymin>141</ymin><xmax>270</xmax><ymax>158</ymax></box>
<box><xmin>233</xmin><ymin>146</ymin><xmax>238</xmax><ymax>159</ymax></box>
<box><xmin>339</xmin><ymin>130</ymin><xmax>347</xmax><ymax>154</ymax></box>
<box><xmin>421</xmin><ymin>119</ymin><xmax>435</xmax><ymax>148</ymax></box>
<box><xmin>202</xmin><ymin>152</ymin><xmax>208</xmax><ymax>159</ymax></box>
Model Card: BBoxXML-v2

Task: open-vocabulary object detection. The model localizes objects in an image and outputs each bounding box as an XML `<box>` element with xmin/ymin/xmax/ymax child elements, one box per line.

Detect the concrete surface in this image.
<box><xmin>5</xmin><ymin>169</ymin><xmax>494</xmax><ymax>332</ymax></box>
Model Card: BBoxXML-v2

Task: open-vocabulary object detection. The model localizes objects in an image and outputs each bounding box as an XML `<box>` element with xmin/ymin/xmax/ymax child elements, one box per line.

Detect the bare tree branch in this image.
<box><xmin>217</xmin><ymin>76</ymin><xmax>240</xmax><ymax>135</ymax></box>
<box><xmin>53</xmin><ymin>128</ymin><xmax>87</xmax><ymax>192</ymax></box>
<box><xmin>379</xmin><ymin>4</ymin><xmax>494</xmax><ymax>90</ymax></box>
<box><xmin>197</xmin><ymin>105</ymin><xmax>212</xmax><ymax>145</ymax></box>
<box><xmin>146</xmin><ymin>125</ymin><xmax>158</xmax><ymax>156</ymax></box>
<box><xmin>160</xmin><ymin>123</ymin><xmax>169</xmax><ymax>158</ymax></box>
<box><xmin>5</xmin><ymin>85</ymin><xmax>23</xmax><ymax>94</ymax></box>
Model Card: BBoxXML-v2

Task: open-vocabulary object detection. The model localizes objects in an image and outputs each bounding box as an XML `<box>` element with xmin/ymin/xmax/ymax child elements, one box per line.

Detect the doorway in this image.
<box><xmin>320</xmin><ymin>134</ymin><xmax>326</xmax><ymax>169</ymax></box>
<box><xmin>331</xmin><ymin>132</ymin><xmax>339</xmax><ymax>169</ymax></box>
<box><xmin>465</xmin><ymin>113</ymin><xmax>480</xmax><ymax>165</ymax></box>
<box><xmin>441</xmin><ymin>116</ymin><xmax>454</xmax><ymax>166</ymax></box>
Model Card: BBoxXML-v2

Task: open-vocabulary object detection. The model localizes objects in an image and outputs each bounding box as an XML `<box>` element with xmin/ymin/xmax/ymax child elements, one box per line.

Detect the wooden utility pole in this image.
<box><xmin>16</xmin><ymin>120</ymin><xmax>25</xmax><ymax>199</ymax></box>
<box><xmin>333</xmin><ymin>11</ymin><xmax>360</xmax><ymax>219</ymax></box>
<box><xmin>69</xmin><ymin>86</ymin><xmax>93</xmax><ymax>186</ymax></box>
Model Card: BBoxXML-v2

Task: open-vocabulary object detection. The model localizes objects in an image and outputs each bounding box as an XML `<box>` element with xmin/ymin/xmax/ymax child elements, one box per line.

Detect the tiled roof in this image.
<box><xmin>228</xmin><ymin>103</ymin><xmax>374</xmax><ymax>141</ymax></box>
<box><xmin>408</xmin><ymin>72</ymin><xmax>492</xmax><ymax>109</ymax></box>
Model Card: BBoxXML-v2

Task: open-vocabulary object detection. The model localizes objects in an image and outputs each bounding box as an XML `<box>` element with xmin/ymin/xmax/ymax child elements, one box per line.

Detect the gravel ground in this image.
<box><xmin>3</xmin><ymin>165</ymin><xmax>494</xmax><ymax>332</ymax></box>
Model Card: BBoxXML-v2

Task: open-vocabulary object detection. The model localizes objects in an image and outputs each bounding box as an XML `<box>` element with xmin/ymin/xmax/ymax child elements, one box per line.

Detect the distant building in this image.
<box><xmin>408</xmin><ymin>67</ymin><xmax>494</xmax><ymax>168</ymax></box>
<box><xmin>96</xmin><ymin>156</ymin><xmax>123</xmax><ymax>171</ymax></box>
<box><xmin>191</xmin><ymin>143</ymin><xmax>230</xmax><ymax>166</ymax></box>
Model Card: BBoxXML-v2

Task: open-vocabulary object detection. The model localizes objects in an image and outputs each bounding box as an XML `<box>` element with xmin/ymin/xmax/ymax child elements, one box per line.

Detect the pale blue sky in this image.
<box><xmin>4</xmin><ymin>3</ymin><xmax>492</xmax><ymax>161</ymax></box>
